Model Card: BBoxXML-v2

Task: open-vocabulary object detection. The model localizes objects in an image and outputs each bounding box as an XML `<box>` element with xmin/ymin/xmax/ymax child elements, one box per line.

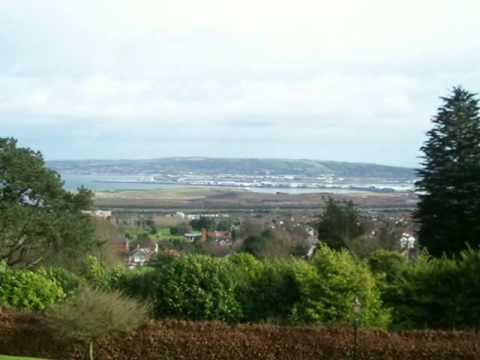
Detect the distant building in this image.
<box><xmin>400</xmin><ymin>232</ymin><xmax>417</xmax><ymax>258</ymax></box>
<box><xmin>82</xmin><ymin>210</ymin><xmax>113</xmax><ymax>220</ymax></box>
<box><xmin>201</xmin><ymin>229</ymin><xmax>232</xmax><ymax>244</ymax></box>
<box><xmin>128</xmin><ymin>248</ymin><xmax>151</xmax><ymax>268</ymax></box>
<box><xmin>127</xmin><ymin>238</ymin><xmax>159</xmax><ymax>268</ymax></box>
<box><xmin>400</xmin><ymin>232</ymin><xmax>416</xmax><ymax>250</ymax></box>
<box><xmin>184</xmin><ymin>232</ymin><xmax>203</xmax><ymax>242</ymax></box>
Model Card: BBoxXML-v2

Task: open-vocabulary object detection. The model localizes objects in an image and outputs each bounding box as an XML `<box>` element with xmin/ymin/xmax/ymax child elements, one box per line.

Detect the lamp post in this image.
<box><xmin>352</xmin><ymin>297</ymin><xmax>362</xmax><ymax>360</ymax></box>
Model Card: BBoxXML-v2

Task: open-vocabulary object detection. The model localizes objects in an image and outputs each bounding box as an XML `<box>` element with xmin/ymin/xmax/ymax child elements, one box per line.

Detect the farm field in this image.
<box><xmin>94</xmin><ymin>187</ymin><xmax>417</xmax><ymax>212</ymax></box>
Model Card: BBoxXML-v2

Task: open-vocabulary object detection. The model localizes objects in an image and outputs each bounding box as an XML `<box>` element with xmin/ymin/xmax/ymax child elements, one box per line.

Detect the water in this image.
<box><xmin>61</xmin><ymin>174</ymin><xmax>413</xmax><ymax>194</ymax></box>
<box><xmin>61</xmin><ymin>174</ymin><xmax>167</xmax><ymax>192</ymax></box>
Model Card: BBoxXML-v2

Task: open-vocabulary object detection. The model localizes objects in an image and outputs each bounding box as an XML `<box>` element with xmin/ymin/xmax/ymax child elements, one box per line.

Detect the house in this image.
<box><xmin>184</xmin><ymin>232</ymin><xmax>203</xmax><ymax>242</ymax></box>
<box><xmin>82</xmin><ymin>210</ymin><xmax>113</xmax><ymax>220</ymax></box>
<box><xmin>201</xmin><ymin>229</ymin><xmax>232</xmax><ymax>244</ymax></box>
<box><xmin>128</xmin><ymin>248</ymin><xmax>151</xmax><ymax>268</ymax></box>
<box><xmin>127</xmin><ymin>238</ymin><xmax>159</xmax><ymax>268</ymax></box>
<box><xmin>400</xmin><ymin>232</ymin><xmax>417</xmax><ymax>258</ymax></box>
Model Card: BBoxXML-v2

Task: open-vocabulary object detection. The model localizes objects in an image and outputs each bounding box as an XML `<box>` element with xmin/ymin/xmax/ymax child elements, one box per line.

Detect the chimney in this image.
<box><xmin>202</xmin><ymin>228</ymin><xmax>208</xmax><ymax>242</ymax></box>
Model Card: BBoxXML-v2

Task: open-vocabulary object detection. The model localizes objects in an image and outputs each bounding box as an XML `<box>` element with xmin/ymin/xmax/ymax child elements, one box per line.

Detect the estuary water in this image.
<box><xmin>61</xmin><ymin>174</ymin><xmax>412</xmax><ymax>194</ymax></box>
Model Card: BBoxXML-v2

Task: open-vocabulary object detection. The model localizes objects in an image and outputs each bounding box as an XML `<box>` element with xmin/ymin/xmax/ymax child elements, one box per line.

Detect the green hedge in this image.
<box><xmin>113</xmin><ymin>247</ymin><xmax>389</xmax><ymax>327</ymax></box>
<box><xmin>0</xmin><ymin>265</ymin><xmax>64</xmax><ymax>311</ymax></box>
<box><xmin>369</xmin><ymin>248</ymin><xmax>480</xmax><ymax>330</ymax></box>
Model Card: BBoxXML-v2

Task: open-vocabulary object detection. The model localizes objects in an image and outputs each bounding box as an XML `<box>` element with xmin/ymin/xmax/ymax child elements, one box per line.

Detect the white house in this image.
<box><xmin>184</xmin><ymin>232</ymin><xmax>203</xmax><ymax>242</ymax></box>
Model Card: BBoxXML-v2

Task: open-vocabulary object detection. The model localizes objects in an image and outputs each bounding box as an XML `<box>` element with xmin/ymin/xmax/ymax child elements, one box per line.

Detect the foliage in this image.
<box><xmin>190</xmin><ymin>216</ymin><xmax>215</xmax><ymax>231</ymax></box>
<box><xmin>2</xmin><ymin>317</ymin><xmax>480</xmax><ymax>360</ymax></box>
<box><xmin>0</xmin><ymin>266</ymin><xmax>64</xmax><ymax>311</ymax></box>
<box><xmin>0</xmin><ymin>137</ymin><xmax>98</xmax><ymax>268</ymax></box>
<box><xmin>291</xmin><ymin>245</ymin><xmax>390</xmax><ymax>327</ymax></box>
<box><xmin>113</xmin><ymin>251</ymin><xmax>389</xmax><ymax>327</ymax></box>
<box><xmin>241</xmin><ymin>230</ymin><xmax>275</xmax><ymax>258</ymax></box>
<box><xmin>246</xmin><ymin>259</ymin><xmax>306</xmax><ymax>323</ymax></box>
<box><xmin>109</xmin><ymin>266</ymin><xmax>155</xmax><ymax>299</ymax></box>
<box><xmin>47</xmin><ymin>287</ymin><xmax>148</xmax><ymax>339</ymax></box>
<box><xmin>241</xmin><ymin>229</ymin><xmax>306</xmax><ymax>259</ymax></box>
<box><xmin>80</xmin><ymin>256</ymin><xmax>110</xmax><ymax>290</ymax></box>
<box><xmin>170</xmin><ymin>223</ymin><xmax>192</xmax><ymax>236</ymax></box>
<box><xmin>39</xmin><ymin>266</ymin><xmax>86</xmax><ymax>296</ymax></box>
<box><xmin>47</xmin><ymin>287</ymin><xmax>148</xmax><ymax>359</ymax></box>
<box><xmin>416</xmin><ymin>87</ymin><xmax>480</xmax><ymax>257</ymax></box>
<box><xmin>374</xmin><ymin>247</ymin><xmax>480</xmax><ymax>330</ymax></box>
<box><xmin>317</xmin><ymin>198</ymin><xmax>365</xmax><ymax>250</ymax></box>
<box><xmin>146</xmin><ymin>255</ymin><xmax>242</xmax><ymax>322</ymax></box>
<box><xmin>368</xmin><ymin>250</ymin><xmax>407</xmax><ymax>282</ymax></box>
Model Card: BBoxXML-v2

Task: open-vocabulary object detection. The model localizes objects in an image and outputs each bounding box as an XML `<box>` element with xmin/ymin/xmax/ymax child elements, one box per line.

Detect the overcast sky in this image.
<box><xmin>1</xmin><ymin>1</ymin><xmax>479</xmax><ymax>166</ymax></box>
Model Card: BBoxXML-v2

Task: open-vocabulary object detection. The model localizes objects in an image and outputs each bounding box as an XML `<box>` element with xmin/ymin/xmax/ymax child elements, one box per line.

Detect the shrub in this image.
<box><xmin>81</xmin><ymin>256</ymin><xmax>111</xmax><ymax>290</ymax></box>
<box><xmin>368</xmin><ymin>250</ymin><xmax>407</xmax><ymax>281</ymax></box>
<box><xmin>242</xmin><ymin>258</ymin><xmax>306</xmax><ymax>322</ymax></box>
<box><xmin>457</xmin><ymin>247</ymin><xmax>480</xmax><ymax>330</ymax></box>
<box><xmin>226</xmin><ymin>253</ymin><xmax>263</xmax><ymax>320</ymax></box>
<box><xmin>382</xmin><ymin>248</ymin><xmax>480</xmax><ymax>330</ymax></box>
<box><xmin>47</xmin><ymin>287</ymin><xmax>149</xmax><ymax>360</ymax></box>
<box><xmin>110</xmin><ymin>266</ymin><xmax>155</xmax><ymax>299</ymax></box>
<box><xmin>0</xmin><ymin>267</ymin><xmax>65</xmax><ymax>311</ymax></box>
<box><xmin>150</xmin><ymin>255</ymin><xmax>242</xmax><ymax>322</ymax></box>
<box><xmin>39</xmin><ymin>266</ymin><xmax>87</xmax><ymax>296</ymax></box>
<box><xmin>291</xmin><ymin>245</ymin><xmax>390</xmax><ymax>327</ymax></box>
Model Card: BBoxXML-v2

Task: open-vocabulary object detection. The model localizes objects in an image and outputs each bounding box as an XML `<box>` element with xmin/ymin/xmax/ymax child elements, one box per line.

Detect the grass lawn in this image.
<box><xmin>122</xmin><ymin>226</ymin><xmax>184</xmax><ymax>242</ymax></box>
<box><xmin>0</xmin><ymin>356</ymin><xmax>46</xmax><ymax>360</ymax></box>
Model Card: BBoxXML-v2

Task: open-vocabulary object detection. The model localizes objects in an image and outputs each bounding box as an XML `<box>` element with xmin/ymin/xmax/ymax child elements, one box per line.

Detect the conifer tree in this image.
<box><xmin>416</xmin><ymin>87</ymin><xmax>480</xmax><ymax>257</ymax></box>
<box><xmin>317</xmin><ymin>198</ymin><xmax>365</xmax><ymax>250</ymax></box>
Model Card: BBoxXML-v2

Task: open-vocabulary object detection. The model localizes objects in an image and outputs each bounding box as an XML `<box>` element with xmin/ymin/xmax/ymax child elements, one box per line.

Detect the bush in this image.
<box><xmin>81</xmin><ymin>256</ymin><xmax>111</xmax><ymax>290</ymax></box>
<box><xmin>381</xmin><ymin>248</ymin><xmax>480</xmax><ymax>330</ymax></box>
<box><xmin>291</xmin><ymin>245</ymin><xmax>390</xmax><ymax>327</ymax></box>
<box><xmin>0</xmin><ymin>266</ymin><xmax>65</xmax><ymax>311</ymax></box>
<box><xmin>149</xmin><ymin>255</ymin><xmax>242</xmax><ymax>322</ymax></box>
<box><xmin>241</xmin><ymin>258</ymin><xmax>306</xmax><ymax>322</ymax></box>
<box><xmin>110</xmin><ymin>266</ymin><xmax>155</xmax><ymax>299</ymax></box>
<box><xmin>47</xmin><ymin>287</ymin><xmax>149</xmax><ymax>359</ymax></box>
<box><xmin>457</xmin><ymin>247</ymin><xmax>480</xmax><ymax>330</ymax></box>
<box><xmin>113</xmin><ymin>252</ymin><xmax>390</xmax><ymax>327</ymax></box>
<box><xmin>39</xmin><ymin>266</ymin><xmax>87</xmax><ymax>296</ymax></box>
<box><xmin>368</xmin><ymin>250</ymin><xmax>407</xmax><ymax>281</ymax></box>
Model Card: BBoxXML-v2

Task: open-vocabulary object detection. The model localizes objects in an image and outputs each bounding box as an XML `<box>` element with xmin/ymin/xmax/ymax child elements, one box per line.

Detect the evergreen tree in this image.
<box><xmin>416</xmin><ymin>87</ymin><xmax>480</xmax><ymax>257</ymax></box>
<box><xmin>0</xmin><ymin>137</ymin><xmax>98</xmax><ymax>267</ymax></box>
<box><xmin>317</xmin><ymin>198</ymin><xmax>365</xmax><ymax>250</ymax></box>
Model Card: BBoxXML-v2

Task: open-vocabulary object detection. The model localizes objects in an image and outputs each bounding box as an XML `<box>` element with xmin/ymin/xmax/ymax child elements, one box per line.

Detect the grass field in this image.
<box><xmin>0</xmin><ymin>356</ymin><xmax>45</xmax><ymax>360</ymax></box>
<box><xmin>121</xmin><ymin>226</ymin><xmax>184</xmax><ymax>242</ymax></box>
<box><xmin>94</xmin><ymin>186</ymin><xmax>416</xmax><ymax>212</ymax></box>
<box><xmin>95</xmin><ymin>187</ymin><xmax>222</xmax><ymax>200</ymax></box>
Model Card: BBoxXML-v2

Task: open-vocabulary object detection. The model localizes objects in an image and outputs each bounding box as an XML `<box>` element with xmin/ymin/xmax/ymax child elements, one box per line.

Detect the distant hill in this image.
<box><xmin>48</xmin><ymin>158</ymin><xmax>415</xmax><ymax>179</ymax></box>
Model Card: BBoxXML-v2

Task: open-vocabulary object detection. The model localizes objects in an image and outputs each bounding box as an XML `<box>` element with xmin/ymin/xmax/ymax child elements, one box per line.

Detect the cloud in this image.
<box><xmin>1</xmin><ymin>0</ymin><xmax>480</xmax><ymax>165</ymax></box>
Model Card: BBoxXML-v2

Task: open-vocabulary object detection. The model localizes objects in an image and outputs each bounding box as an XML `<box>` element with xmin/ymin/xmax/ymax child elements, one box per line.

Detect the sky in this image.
<box><xmin>1</xmin><ymin>0</ymin><xmax>480</xmax><ymax>167</ymax></box>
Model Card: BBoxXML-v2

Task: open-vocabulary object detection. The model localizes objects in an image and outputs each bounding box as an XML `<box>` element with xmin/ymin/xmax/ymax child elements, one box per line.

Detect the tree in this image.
<box><xmin>415</xmin><ymin>87</ymin><xmax>480</xmax><ymax>257</ymax></box>
<box><xmin>190</xmin><ymin>216</ymin><xmax>215</xmax><ymax>231</ymax></box>
<box><xmin>0</xmin><ymin>138</ymin><xmax>98</xmax><ymax>267</ymax></box>
<box><xmin>317</xmin><ymin>198</ymin><xmax>365</xmax><ymax>250</ymax></box>
<box><xmin>241</xmin><ymin>229</ymin><xmax>306</xmax><ymax>259</ymax></box>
